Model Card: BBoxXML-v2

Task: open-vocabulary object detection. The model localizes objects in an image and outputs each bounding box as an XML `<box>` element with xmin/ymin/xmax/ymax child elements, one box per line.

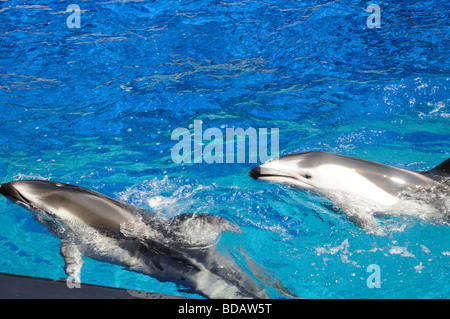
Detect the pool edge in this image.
<box><xmin>0</xmin><ymin>272</ymin><xmax>190</xmax><ymax>299</ymax></box>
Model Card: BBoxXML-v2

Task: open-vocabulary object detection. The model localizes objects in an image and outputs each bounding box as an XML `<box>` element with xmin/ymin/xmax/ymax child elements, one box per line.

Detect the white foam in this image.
<box><xmin>389</xmin><ymin>246</ymin><xmax>415</xmax><ymax>258</ymax></box>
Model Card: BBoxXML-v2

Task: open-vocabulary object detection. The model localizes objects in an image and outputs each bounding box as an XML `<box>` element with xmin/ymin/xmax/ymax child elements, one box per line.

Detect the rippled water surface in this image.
<box><xmin>0</xmin><ymin>0</ymin><xmax>449</xmax><ymax>298</ymax></box>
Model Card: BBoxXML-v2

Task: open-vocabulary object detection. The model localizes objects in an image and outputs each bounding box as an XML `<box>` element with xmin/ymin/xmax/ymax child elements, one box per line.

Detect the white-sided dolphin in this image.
<box><xmin>250</xmin><ymin>152</ymin><xmax>449</xmax><ymax>232</ymax></box>
<box><xmin>0</xmin><ymin>180</ymin><xmax>283</xmax><ymax>299</ymax></box>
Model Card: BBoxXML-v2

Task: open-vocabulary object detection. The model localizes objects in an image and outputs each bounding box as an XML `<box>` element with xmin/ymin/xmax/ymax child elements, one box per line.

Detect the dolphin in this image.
<box><xmin>250</xmin><ymin>151</ymin><xmax>450</xmax><ymax>232</ymax></box>
<box><xmin>0</xmin><ymin>180</ymin><xmax>274</xmax><ymax>299</ymax></box>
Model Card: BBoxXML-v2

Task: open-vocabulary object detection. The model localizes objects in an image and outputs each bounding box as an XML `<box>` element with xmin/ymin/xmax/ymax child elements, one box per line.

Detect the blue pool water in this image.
<box><xmin>0</xmin><ymin>0</ymin><xmax>449</xmax><ymax>298</ymax></box>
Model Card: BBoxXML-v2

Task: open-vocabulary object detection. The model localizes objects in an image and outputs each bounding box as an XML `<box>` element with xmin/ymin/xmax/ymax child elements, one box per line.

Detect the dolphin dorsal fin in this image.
<box><xmin>167</xmin><ymin>213</ymin><xmax>241</xmax><ymax>249</ymax></box>
<box><xmin>422</xmin><ymin>158</ymin><xmax>450</xmax><ymax>176</ymax></box>
<box><xmin>173</xmin><ymin>213</ymin><xmax>241</xmax><ymax>234</ymax></box>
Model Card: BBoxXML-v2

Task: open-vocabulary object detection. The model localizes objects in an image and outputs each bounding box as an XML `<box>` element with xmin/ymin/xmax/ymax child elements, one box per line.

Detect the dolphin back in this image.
<box><xmin>0</xmin><ymin>180</ymin><xmax>140</xmax><ymax>229</ymax></box>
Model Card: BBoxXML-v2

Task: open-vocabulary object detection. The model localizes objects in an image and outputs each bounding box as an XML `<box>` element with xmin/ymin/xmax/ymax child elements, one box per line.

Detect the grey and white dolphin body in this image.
<box><xmin>250</xmin><ymin>152</ymin><xmax>450</xmax><ymax>232</ymax></box>
<box><xmin>0</xmin><ymin>180</ymin><xmax>273</xmax><ymax>299</ymax></box>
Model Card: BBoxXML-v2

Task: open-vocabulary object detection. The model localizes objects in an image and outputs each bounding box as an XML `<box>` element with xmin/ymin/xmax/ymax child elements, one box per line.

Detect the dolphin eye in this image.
<box><xmin>304</xmin><ymin>174</ymin><xmax>312</xmax><ymax>179</ymax></box>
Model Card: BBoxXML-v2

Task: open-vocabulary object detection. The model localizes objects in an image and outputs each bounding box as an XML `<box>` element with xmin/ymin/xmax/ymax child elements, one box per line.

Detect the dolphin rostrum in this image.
<box><xmin>0</xmin><ymin>180</ymin><xmax>277</xmax><ymax>299</ymax></box>
<box><xmin>250</xmin><ymin>151</ymin><xmax>449</xmax><ymax>232</ymax></box>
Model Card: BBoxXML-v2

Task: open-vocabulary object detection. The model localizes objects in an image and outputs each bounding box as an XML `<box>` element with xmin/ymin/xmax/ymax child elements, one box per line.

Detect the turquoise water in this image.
<box><xmin>0</xmin><ymin>0</ymin><xmax>449</xmax><ymax>298</ymax></box>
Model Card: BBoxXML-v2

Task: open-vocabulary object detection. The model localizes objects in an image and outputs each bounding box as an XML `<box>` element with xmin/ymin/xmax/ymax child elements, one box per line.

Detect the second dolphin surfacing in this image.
<box><xmin>250</xmin><ymin>151</ymin><xmax>450</xmax><ymax>233</ymax></box>
<box><xmin>0</xmin><ymin>180</ymin><xmax>294</xmax><ymax>299</ymax></box>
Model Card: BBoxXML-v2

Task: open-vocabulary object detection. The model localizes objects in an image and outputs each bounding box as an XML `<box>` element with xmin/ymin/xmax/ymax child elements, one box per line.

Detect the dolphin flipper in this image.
<box><xmin>60</xmin><ymin>242</ymin><xmax>84</xmax><ymax>284</ymax></box>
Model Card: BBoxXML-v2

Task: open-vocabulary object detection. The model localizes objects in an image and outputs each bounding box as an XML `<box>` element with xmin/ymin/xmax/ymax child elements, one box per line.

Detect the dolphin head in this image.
<box><xmin>0</xmin><ymin>180</ymin><xmax>134</xmax><ymax>229</ymax></box>
<box><xmin>0</xmin><ymin>180</ymin><xmax>59</xmax><ymax>210</ymax></box>
<box><xmin>249</xmin><ymin>152</ymin><xmax>326</xmax><ymax>191</ymax></box>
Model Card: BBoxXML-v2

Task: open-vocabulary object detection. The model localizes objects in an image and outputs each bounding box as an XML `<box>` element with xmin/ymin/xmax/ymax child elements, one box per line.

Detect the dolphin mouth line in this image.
<box><xmin>249</xmin><ymin>168</ymin><xmax>298</xmax><ymax>183</ymax></box>
<box><xmin>0</xmin><ymin>183</ymin><xmax>24</xmax><ymax>203</ymax></box>
<box><xmin>0</xmin><ymin>183</ymin><xmax>34</xmax><ymax>210</ymax></box>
